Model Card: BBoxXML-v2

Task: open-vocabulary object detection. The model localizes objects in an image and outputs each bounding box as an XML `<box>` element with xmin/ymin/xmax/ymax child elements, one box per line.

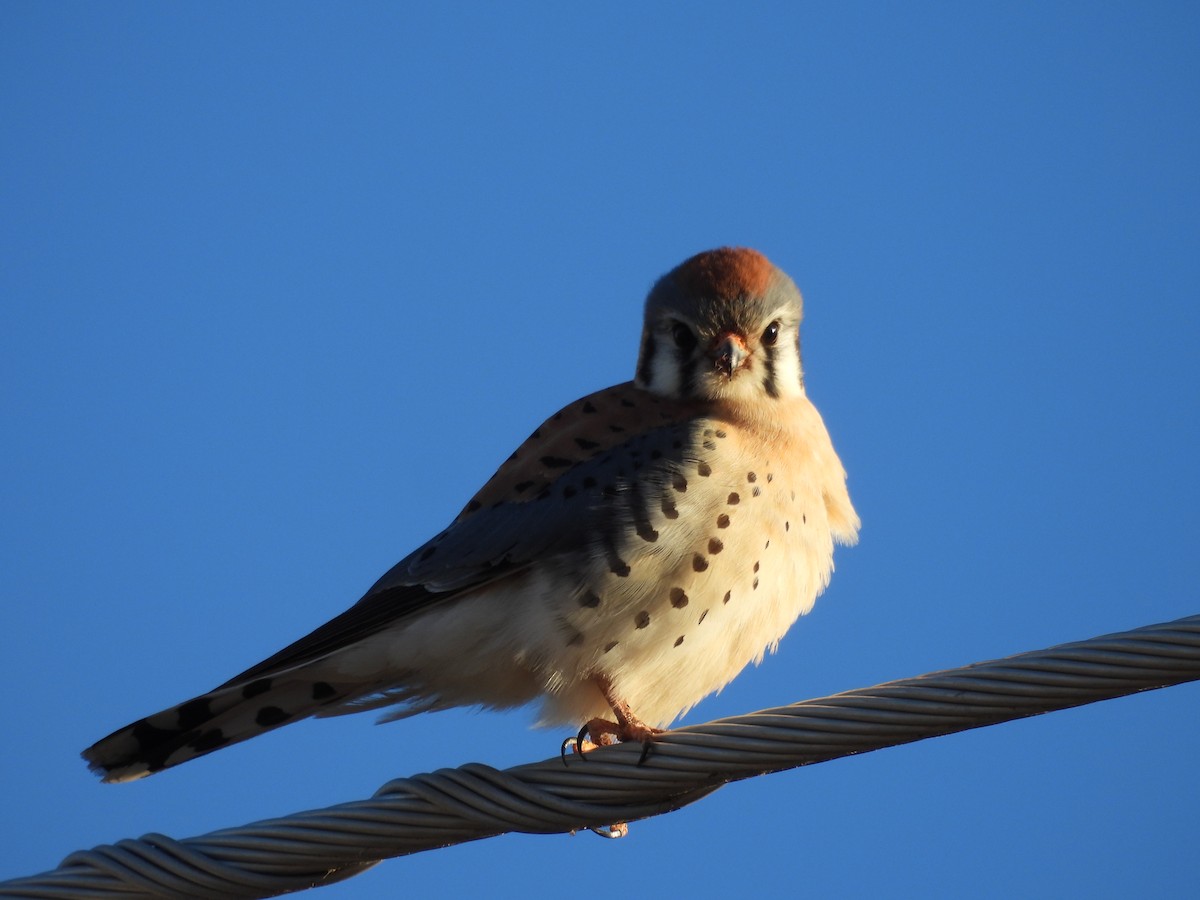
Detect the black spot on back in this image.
<box><xmin>177</xmin><ymin>697</ymin><xmax>213</xmax><ymax>731</ymax></box>
<box><xmin>132</xmin><ymin>718</ymin><xmax>179</xmax><ymax>750</ymax></box>
<box><xmin>255</xmin><ymin>706</ymin><xmax>292</xmax><ymax>727</ymax></box>
<box><xmin>242</xmin><ymin>678</ymin><xmax>272</xmax><ymax>700</ymax></box>
<box><xmin>312</xmin><ymin>682</ymin><xmax>337</xmax><ymax>701</ymax></box>
<box><xmin>191</xmin><ymin>729</ymin><xmax>229</xmax><ymax>753</ymax></box>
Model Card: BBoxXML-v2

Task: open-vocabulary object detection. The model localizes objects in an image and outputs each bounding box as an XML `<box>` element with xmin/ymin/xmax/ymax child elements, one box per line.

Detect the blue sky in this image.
<box><xmin>3</xmin><ymin>4</ymin><xmax>1198</xmax><ymax>897</ymax></box>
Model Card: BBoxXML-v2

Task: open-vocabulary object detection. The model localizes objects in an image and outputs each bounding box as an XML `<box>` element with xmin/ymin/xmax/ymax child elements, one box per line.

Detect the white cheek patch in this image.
<box><xmin>765</xmin><ymin>333</ymin><xmax>804</xmax><ymax>397</ymax></box>
<box><xmin>636</xmin><ymin>329</ymin><xmax>685</xmax><ymax>396</ymax></box>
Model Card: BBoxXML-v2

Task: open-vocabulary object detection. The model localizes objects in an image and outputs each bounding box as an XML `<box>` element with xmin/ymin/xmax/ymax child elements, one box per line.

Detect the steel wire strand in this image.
<box><xmin>2</xmin><ymin>613</ymin><xmax>1197</xmax><ymax>899</ymax></box>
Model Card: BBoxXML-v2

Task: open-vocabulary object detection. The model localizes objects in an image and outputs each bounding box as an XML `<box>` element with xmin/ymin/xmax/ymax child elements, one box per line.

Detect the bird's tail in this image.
<box><xmin>82</xmin><ymin>670</ymin><xmax>357</xmax><ymax>783</ymax></box>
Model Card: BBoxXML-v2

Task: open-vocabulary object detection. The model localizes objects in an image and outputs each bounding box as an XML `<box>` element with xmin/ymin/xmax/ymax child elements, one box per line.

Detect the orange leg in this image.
<box><xmin>593</xmin><ymin>676</ymin><xmax>662</xmax><ymax>744</ymax></box>
<box><xmin>562</xmin><ymin>676</ymin><xmax>662</xmax><ymax>764</ymax></box>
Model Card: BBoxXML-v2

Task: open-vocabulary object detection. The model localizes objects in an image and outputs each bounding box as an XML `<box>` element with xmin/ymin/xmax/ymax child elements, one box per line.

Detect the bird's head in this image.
<box><xmin>635</xmin><ymin>247</ymin><xmax>805</xmax><ymax>405</ymax></box>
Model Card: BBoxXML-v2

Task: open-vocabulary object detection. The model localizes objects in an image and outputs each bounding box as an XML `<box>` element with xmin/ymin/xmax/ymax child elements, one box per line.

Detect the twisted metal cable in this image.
<box><xmin>4</xmin><ymin>614</ymin><xmax>1198</xmax><ymax>899</ymax></box>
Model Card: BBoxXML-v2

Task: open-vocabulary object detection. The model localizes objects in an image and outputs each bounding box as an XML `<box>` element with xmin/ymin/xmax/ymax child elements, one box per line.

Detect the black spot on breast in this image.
<box><xmin>703</xmin><ymin>440</ymin><xmax>716</xmax><ymax>451</ymax></box>
<box><xmin>753</xmin><ymin>577</ymin><xmax>759</xmax><ymax>590</ymax></box>
<box><xmin>692</xmin><ymin>554</ymin><xmax>708</xmax><ymax>572</ymax></box>
<box><xmin>312</xmin><ymin>682</ymin><xmax>337</xmax><ymax>701</ymax></box>
<box><xmin>715</xmin><ymin>429</ymin><xmax>727</xmax><ymax>439</ymax></box>
<box><xmin>566</xmin><ymin>632</ymin><xmax>584</xmax><ymax>647</ymax></box>
<box><xmin>708</xmin><ymin>538</ymin><xmax>724</xmax><ymax>554</ymax></box>
<box><xmin>716</xmin><ymin>514</ymin><xmax>731</xmax><ymax>528</ymax></box>
<box><xmin>785</xmin><ymin>521</ymin><xmax>790</xmax><ymax>531</ymax></box>
<box><xmin>728</xmin><ymin>492</ymin><xmax>740</xmax><ymax>505</ymax></box>
<box><xmin>581</xmin><ymin>591</ymin><xmax>601</xmax><ymax>608</ymax></box>
<box><xmin>611</xmin><ymin>558</ymin><xmax>631</xmax><ymax>577</ymax></box>
<box><xmin>747</xmin><ymin>472</ymin><xmax>757</xmax><ymax>483</ymax></box>
<box><xmin>723</xmin><ymin>590</ymin><xmax>732</xmax><ymax>604</ymax></box>
<box><xmin>662</xmin><ymin>497</ymin><xmax>679</xmax><ymax>519</ymax></box>
<box><xmin>242</xmin><ymin>678</ymin><xmax>272</xmax><ymax>700</ymax></box>
<box><xmin>255</xmin><ymin>706</ymin><xmax>292</xmax><ymax>727</ymax></box>
<box><xmin>752</xmin><ymin>486</ymin><xmax>761</xmax><ymax>497</ymax></box>
<box><xmin>673</xmin><ymin>475</ymin><xmax>688</xmax><ymax>492</ymax></box>
<box><xmin>670</xmin><ymin>587</ymin><xmax>688</xmax><ymax>608</ymax></box>
<box><xmin>604</xmin><ymin>640</ymin><xmax>619</xmax><ymax>653</ymax></box>
<box><xmin>637</xmin><ymin>522</ymin><xmax>659</xmax><ymax>542</ymax></box>
<box><xmin>635</xmin><ymin>611</ymin><xmax>650</xmax><ymax>629</ymax></box>
<box><xmin>674</xmin><ymin>635</ymin><xmax>685</xmax><ymax>647</ymax></box>
<box><xmin>697</xmin><ymin>461</ymin><xmax>712</xmax><ymax>476</ymax></box>
<box><xmin>177</xmin><ymin>697</ymin><xmax>213</xmax><ymax>731</ymax></box>
<box><xmin>698</xmin><ymin>610</ymin><xmax>708</xmax><ymax>624</ymax></box>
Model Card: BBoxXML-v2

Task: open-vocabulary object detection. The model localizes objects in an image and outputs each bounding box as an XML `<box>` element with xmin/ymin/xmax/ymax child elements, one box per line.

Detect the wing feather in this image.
<box><xmin>220</xmin><ymin>383</ymin><xmax>702</xmax><ymax>686</ymax></box>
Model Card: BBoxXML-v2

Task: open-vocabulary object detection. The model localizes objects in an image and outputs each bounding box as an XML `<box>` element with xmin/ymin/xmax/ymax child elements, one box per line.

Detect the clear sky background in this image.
<box><xmin>3</xmin><ymin>4</ymin><xmax>1198</xmax><ymax>897</ymax></box>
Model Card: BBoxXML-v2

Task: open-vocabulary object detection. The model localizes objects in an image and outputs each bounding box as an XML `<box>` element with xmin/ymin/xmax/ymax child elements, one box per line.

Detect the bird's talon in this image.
<box><xmin>590</xmin><ymin>822</ymin><xmax>629</xmax><ymax>839</ymax></box>
<box><xmin>637</xmin><ymin>739</ymin><xmax>654</xmax><ymax>766</ymax></box>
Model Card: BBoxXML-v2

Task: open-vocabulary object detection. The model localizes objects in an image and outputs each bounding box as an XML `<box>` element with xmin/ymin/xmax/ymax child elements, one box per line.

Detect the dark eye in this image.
<box><xmin>671</xmin><ymin>322</ymin><xmax>697</xmax><ymax>353</ymax></box>
<box><xmin>761</xmin><ymin>321</ymin><xmax>781</xmax><ymax>346</ymax></box>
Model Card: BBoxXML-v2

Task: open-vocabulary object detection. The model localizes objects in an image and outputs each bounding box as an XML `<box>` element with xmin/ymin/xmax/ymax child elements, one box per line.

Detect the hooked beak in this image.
<box><xmin>712</xmin><ymin>332</ymin><xmax>749</xmax><ymax>379</ymax></box>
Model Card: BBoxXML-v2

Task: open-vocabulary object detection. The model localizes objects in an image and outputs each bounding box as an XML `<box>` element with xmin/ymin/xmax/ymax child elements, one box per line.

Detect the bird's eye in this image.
<box><xmin>761</xmin><ymin>321</ymin><xmax>781</xmax><ymax>346</ymax></box>
<box><xmin>671</xmin><ymin>322</ymin><xmax>697</xmax><ymax>353</ymax></box>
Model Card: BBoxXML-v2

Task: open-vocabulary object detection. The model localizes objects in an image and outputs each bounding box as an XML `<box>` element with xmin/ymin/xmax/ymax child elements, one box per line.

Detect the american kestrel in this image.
<box><xmin>84</xmin><ymin>247</ymin><xmax>859</xmax><ymax>782</ymax></box>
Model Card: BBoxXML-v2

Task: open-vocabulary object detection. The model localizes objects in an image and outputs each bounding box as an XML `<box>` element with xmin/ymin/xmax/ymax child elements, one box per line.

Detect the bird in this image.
<box><xmin>83</xmin><ymin>247</ymin><xmax>859</xmax><ymax>783</ymax></box>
